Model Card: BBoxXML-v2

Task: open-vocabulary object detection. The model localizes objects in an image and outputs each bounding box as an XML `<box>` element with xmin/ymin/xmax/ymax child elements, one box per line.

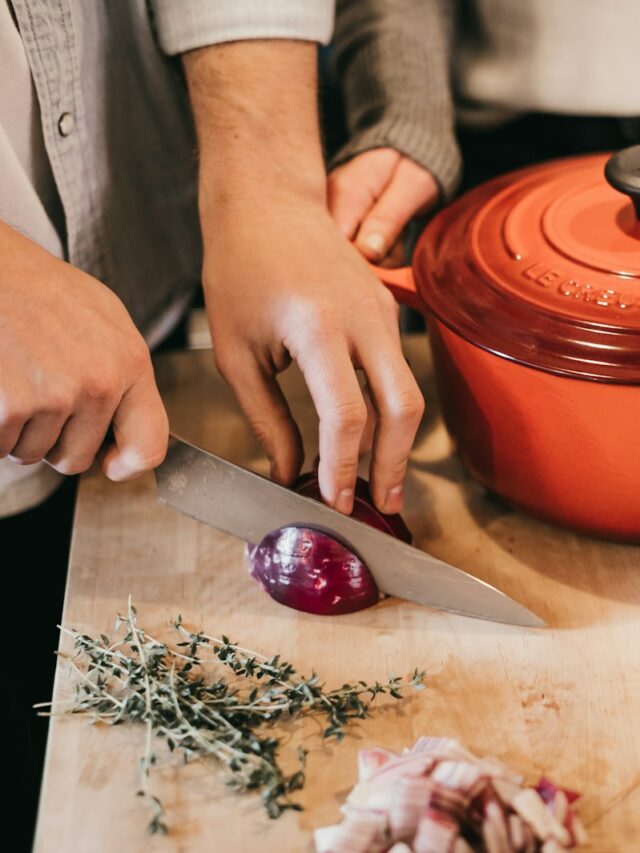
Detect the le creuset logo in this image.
<box><xmin>521</xmin><ymin>261</ymin><xmax>639</xmax><ymax>311</ymax></box>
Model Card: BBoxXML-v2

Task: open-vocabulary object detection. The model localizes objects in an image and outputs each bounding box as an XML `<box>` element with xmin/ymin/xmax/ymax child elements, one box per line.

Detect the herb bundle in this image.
<box><xmin>37</xmin><ymin>599</ymin><xmax>425</xmax><ymax>835</ymax></box>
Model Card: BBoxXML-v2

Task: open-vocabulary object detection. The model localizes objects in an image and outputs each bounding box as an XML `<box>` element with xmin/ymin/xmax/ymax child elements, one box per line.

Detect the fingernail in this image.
<box><xmin>106</xmin><ymin>447</ymin><xmax>143</xmax><ymax>482</ymax></box>
<box><xmin>360</xmin><ymin>233</ymin><xmax>386</xmax><ymax>259</ymax></box>
<box><xmin>334</xmin><ymin>488</ymin><xmax>354</xmax><ymax>515</ymax></box>
<box><xmin>382</xmin><ymin>485</ymin><xmax>403</xmax><ymax>514</ymax></box>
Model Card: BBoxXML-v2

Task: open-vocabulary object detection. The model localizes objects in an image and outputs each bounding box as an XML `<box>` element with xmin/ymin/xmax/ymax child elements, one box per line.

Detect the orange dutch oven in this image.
<box><xmin>376</xmin><ymin>146</ymin><xmax>640</xmax><ymax>542</ymax></box>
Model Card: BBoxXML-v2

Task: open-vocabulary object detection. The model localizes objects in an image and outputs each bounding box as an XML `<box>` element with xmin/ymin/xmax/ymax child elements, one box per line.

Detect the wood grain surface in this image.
<box><xmin>34</xmin><ymin>337</ymin><xmax>640</xmax><ymax>853</ymax></box>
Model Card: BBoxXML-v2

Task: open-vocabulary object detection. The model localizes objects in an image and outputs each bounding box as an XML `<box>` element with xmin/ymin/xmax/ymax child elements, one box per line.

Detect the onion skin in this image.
<box><xmin>536</xmin><ymin>777</ymin><xmax>580</xmax><ymax>805</ymax></box>
<box><xmin>247</xmin><ymin>472</ymin><xmax>412</xmax><ymax>615</ymax></box>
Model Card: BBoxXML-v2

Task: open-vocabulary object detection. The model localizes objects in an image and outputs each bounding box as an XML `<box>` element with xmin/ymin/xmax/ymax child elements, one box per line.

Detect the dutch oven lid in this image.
<box><xmin>416</xmin><ymin>146</ymin><xmax>640</xmax><ymax>383</ymax></box>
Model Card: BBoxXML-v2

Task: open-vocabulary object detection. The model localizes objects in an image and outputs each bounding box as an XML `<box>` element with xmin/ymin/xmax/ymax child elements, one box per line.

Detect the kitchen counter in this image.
<box><xmin>34</xmin><ymin>336</ymin><xmax>640</xmax><ymax>852</ymax></box>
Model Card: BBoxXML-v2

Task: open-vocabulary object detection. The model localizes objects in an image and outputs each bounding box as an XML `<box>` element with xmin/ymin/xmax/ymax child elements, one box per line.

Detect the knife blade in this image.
<box><xmin>155</xmin><ymin>436</ymin><xmax>544</xmax><ymax>628</ymax></box>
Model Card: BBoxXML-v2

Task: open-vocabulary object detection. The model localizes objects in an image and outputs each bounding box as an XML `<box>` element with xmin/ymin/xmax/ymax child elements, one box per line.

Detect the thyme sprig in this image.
<box><xmin>37</xmin><ymin>598</ymin><xmax>425</xmax><ymax>834</ymax></box>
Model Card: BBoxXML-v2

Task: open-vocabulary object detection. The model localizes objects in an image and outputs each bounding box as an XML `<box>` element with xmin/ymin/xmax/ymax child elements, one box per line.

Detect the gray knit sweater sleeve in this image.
<box><xmin>331</xmin><ymin>0</ymin><xmax>461</xmax><ymax>202</ymax></box>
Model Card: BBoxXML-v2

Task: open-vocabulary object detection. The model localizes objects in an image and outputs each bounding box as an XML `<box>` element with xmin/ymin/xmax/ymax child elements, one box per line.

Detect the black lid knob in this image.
<box><xmin>605</xmin><ymin>145</ymin><xmax>640</xmax><ymax>221</ymax></box>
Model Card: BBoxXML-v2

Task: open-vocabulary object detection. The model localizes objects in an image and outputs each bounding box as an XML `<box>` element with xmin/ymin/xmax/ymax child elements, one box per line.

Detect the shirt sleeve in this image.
<box><xmin>150</xmin><ymin>1</ymin><xmax>335</xmax><ymax>55</ymax></box>
<box><xmin>331</xmin><ymin>0</ymin><xmax>461</xmax><ymax>204</ymax></box>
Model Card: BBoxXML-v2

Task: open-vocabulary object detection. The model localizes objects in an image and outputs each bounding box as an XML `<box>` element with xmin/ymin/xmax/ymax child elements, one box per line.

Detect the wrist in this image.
<box><xmin>199</xmin><ymin>185</ymin><xmax>334</xmax><ymax>274</ymax></box>
<box><xmin>198</xmin><ymin>154</ymin><xmax>327</xmax><ymax>228</ymax></box>
<box><xmin>184</xmin><ymin>41</ymin><xmax>328</xmax><ymax>225</ymax></box>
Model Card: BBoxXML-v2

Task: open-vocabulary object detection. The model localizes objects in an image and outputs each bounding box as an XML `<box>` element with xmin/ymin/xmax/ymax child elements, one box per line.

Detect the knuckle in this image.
<box><xmin>246</xmin><ymin>417</ymin><xmax>272</xmax><ymax>447</ymax></box>
<box><xmin>358</xmin><ymin>293</ymin><xmax>386</xmax><ymax>318</ymax></box>
<box><xmin>387</xmin><ymin>386</ymin><xmax>425</xmax><ymax>423</ymax></box>
<box><xmin>296</xmin><ymin>312</ymin><xmax>342</xmax><ymax>353</ymax></box>
<box><xmin>381</xmin><ymin>456</ymin><xmax>409</xmax><ymax>480</ymax></box>
<box><xmin>349</xmin><ymin>181</ymin><xmax>376</xmax><ymax>209</ymax></box>
<box><xmin>35</xmin><ymin>373</ymin><xmax>80</xmax><ymax>416</ymax></box>
<box><xmin>415</xmin><ymin>167</ymin><xmax>437</xmax><ymax>189</ymax></box>
<box><xmin>0</xmin><ymin>408</ymin><xmax>27</xmax><ymax>432</ymax></box>
<box><xmin>300</xmin><ymin>306</ymin><xmax>333</xmax><ymax>337</ymax></box>
<box><xmin>331</xmin><ymin>172</ymin><xmax>374</xmax><ymax>205</ymax></box>
<box><xmin>213</xmin><ymin>346</ymin><xmax>237</xmax><ymax>381</ymax></box>
<box><xmin>379</xmin><ymin>286</ymin><xmax>400</xmax><ymax>313</ymax></box>
<box><xmin>129</xmin><ymin>339</ymin><xmax>153</xmax><ymax>375</ymax></box>
<box><xmin>0</xmin><ymin>393</ymin><xmax>31</xmax><ymax>430</ymax></box>
<box><xmin>83</xmin><ymin>370</ymin><xmax>119</xmax><ymax>404</ymax></box>
<box><xmin>329</xmin><ymin>457</ymin><xmax>359</xmax><ymax>481</ymax></box>
<box><xmin>245</xmin><ymin>408</ymin><xmax>289</xmax><ymax>449</ymax></box>
<box><xmin>0</xmin><ymin>429</ymin><xmax>17</xmax><ymax>455</ymax></box>
<box><xmin>328</xmin><ymin>399</ymin><xmax>368</xmax><ymax>435</ymax></box>
<box><xmin>43</xmin><ymin>386</ymin><xmax>76</xmax><ymax>415</ymax></box>
<box><xmin>245</xmin><ymin>411</ymin><xmax>297</xmax><ymax>464</ymax></box>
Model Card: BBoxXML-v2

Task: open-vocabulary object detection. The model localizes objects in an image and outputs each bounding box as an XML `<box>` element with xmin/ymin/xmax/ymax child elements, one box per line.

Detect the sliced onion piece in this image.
<box><xmin>247</xmin><ymin>526</ymin><xmax>380</xmax><ymax>615</ymax></box>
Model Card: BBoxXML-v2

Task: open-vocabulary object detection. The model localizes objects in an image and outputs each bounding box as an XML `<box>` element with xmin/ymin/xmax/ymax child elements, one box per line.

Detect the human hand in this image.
<box><xmin>184</xmin><ymin>41</ymin><xmax>423</xmax><ymax>515</ymax></box>
<box><xmin>201</xmin><ymin>193</ymin><xmax>424</xmax><ymax>516</ymax></box>
<box><xmin>328</xmin><ymin>148</ymin><xmax>439</xmax><ymax>265</ymax></box>
<box><xmin>0</xmin><ymin>221</ymin><xmax>168</xmax><ymax>480</ymax></box>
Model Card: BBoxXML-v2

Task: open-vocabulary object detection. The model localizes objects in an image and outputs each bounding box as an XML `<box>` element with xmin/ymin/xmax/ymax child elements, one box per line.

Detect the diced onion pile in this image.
<box><xmin>315</xmin><ymin>737</ymin><xmax>587</xmax><ymax>852</ymax></box>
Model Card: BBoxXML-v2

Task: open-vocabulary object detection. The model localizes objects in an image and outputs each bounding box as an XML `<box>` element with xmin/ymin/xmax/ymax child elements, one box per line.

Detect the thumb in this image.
<box><xmin>102</xmin><ymin>368</ymin><xmax>169</xmax><ymax>481</ymax></box>
<box><xmin>355</xmin><ymin>158</ymin><xmax>439</xmax><ymax>261</ymax></box>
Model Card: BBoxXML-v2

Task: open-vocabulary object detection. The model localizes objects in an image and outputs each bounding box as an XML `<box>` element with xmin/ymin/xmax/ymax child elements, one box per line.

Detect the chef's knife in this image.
<box><xmin>155</xmin><ymin>436</ymin><xmax>544</xmax><ymax>628</ymax></box>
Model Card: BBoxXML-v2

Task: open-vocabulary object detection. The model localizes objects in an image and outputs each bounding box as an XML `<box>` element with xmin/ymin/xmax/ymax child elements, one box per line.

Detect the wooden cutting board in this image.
<box><xmin>34</xmin><ymin>336</ymin><xmax>640</xmax><ymax>852</ymax></box>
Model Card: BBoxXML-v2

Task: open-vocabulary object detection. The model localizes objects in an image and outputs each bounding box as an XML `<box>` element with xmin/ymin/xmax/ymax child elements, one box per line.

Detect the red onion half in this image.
<box><xmin>247</xmin><ymin>473</ymin><xmax>412</xmax><ymax>615</ymax></box>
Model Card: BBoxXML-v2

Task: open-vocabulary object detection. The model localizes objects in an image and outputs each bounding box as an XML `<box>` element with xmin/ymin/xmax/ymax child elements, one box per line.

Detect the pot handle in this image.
<box><xmin>368</xmin><ymin>264</ymin><xmax>423</xmax><ymax>312</ymax></box>
<box><xmin>605</xmin><ymin>145</ymin><xmax>640</xmax><ymax>221</ymax></box>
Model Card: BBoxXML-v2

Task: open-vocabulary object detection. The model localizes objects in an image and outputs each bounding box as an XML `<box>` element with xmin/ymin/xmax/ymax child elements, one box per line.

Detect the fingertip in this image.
<box><xmin>334</xmin><ymin>487</ymin><xmax>355</xmax><ymax>515</ymax></box>
<box><xmin>381</xmin><ymin>484</ymin><xmax>404</xmax><ymax>515</ymax></box>
<box><xmin>102</xmin><ymin>445</ymin><xmax>146</xmax><ymax>482</ymax></box>
<box><xmin>317</xmin><ymin>459</ymin><xmax>356</xmax><ymax>515</ymax></box>
<box><xmin>356</xmin><ymin>232</ymin><xmax>388</xmax><ymax>261</ymax></box>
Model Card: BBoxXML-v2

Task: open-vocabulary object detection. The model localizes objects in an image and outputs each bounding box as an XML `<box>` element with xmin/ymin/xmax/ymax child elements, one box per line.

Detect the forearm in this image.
<box><xmin>333</xmin><ymin>0</ymin><xmax>461</xmax><ymax>202</ymax></box>
<box><xmin>183</xmin><ymin>41</ymin><xmax>327</xmax><ymax>229</ymax></box>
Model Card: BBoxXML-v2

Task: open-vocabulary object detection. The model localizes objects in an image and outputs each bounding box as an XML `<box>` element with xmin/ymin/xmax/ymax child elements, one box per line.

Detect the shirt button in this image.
<box><xmin>57</xmin><ymin>112</ymin><xmax>75</xmax><ymax>137</ymax></box>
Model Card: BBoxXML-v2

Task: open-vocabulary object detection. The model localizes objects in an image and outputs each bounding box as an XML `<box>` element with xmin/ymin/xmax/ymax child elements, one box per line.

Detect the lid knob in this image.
<box><xmin>605</xmin><ymin>145</ymin><xmax>640</xmax><ymax>221</ymax></box>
